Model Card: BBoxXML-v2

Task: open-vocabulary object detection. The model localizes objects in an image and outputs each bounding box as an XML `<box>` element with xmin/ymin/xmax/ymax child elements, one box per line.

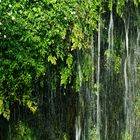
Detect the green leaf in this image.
<box><xmin>66</xmin><ymin>53</ymin><xmax>73</xmax><ymax>68</ymax></box>
<box><xmin>3</xmin><ymin>109</ymin><xmax>10</xmax><ymax>120</ymax></box>
<box><xmin>0</xmin><ymin>99</ymin><xmax>4</xmax><ymax>115</ymax></box>
<box><xmin>48</xmin><ymin>55</ymin><xmax>57</xmax><ymax>65</ymax></box>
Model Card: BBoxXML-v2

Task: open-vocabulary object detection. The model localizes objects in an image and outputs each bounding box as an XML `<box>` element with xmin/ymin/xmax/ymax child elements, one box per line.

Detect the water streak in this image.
<box><xmin>75</xmin><ymin>115</ymin><xmax>81</xmax><ymax>140</ymax></box>
<box><xmin>104</xmin><ymin>10</ymin><xmax>114</xmax><ymax>140</ymax></box>
<box><xmin>75</xmin><ymin>51</ymin><xmax>82</xmax><ymax>140</ymax></box>
<box><xmin>108</xmin><ymin>10</ymin><xmax>114</xmax><ymax>52</ymax></box>
<box><xmin>96</xmin><ymin>15</ymin><xmax>101</xmax><ymax>140</ymax></box>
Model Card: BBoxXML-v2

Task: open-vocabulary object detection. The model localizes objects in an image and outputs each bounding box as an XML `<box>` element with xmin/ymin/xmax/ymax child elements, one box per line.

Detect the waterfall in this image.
<box><xmin>135</xmin><ymin>28</ymin><xmax>140</xmax><ymax>139</ymax></box>
<box><xmin>137</xmin><ymin>29</ymin><xmax>140</xmax><ymax>48</ymax></box>
<box><xmin>104</xmin><ymin>10</ymin><xmax>114</xmax><ymax>140</ymax></box>
<box><xmin>75</xmin><ymin>115</ymin><xmax>81</xmax><ymax>140</ymax></box>
<box><xmin>123</xmin><ymin>19</ymin><xmax>129</xmax><ymax>139</ymax></box>
<box><xmin>124</xmin><ymin>58</ymin><xmax>128</xmax><ymax>115</ymax></box>
<box><xmin>124</xmin><ymin>20</ymin><xmax>129</xmax><ymax>57</ymax></box>
<box><xmin>75</xmin><ymin>51</ymin><xmax>82</xmax><ymax>140</ymax></box>
<box><xmin>123</xmin><ymin>17</ymin><xmax>139</xmax><ymax>139</ymax></box>
<box><xmin>96</xmin><ymin>15</ymin><xmax>101</xmax><ymax>140</ymax></box>
<box><xmin>123</xmin><ymin>19</ymin><xmax>132</xmax><ymax>140</ymax></box>
<box><xmin>1</xmin><ymin>1</ymin><xmax>140</xmax><ymax>140</ymax></box>
<box><xmin>108</xmin><ymin>10</ymin><xmax>114</xmax><ymax>52</ymax></box>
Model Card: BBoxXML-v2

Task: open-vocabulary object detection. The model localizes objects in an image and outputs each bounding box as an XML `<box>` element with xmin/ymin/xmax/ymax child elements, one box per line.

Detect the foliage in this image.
<box><xmin>0</xmin><ymin>0</ymin><xmax>139</xmax><ymax>120</ymax></box>
<box><xmin>122</xmin><ymin>131</ymin><xmax>132</xmax><ymax>140</ymax></box>
<box><xmin>10</xmin><ymin>121</ymin><xmax>36</xmax><ymax>140</ymax></box>
<box><xmin>135</xmin><ymin>94</ymin><xmax>140</xmax><ymax>116</ymax></box>
<box><xmin>106</xmin><ymin>0</ymin><xmax>140</xmax><ymax>17</ymax></box>
<box><xmin>0</xmin><ymin>0</ymin><xmax>100</xmax><ymax>120</ymax></box>
<box><xmin>60</xmin><ymin>53</ymin><xmax>73</xmax><ymax>87</ymax></box>
<box><xmin>104</xmin><ymin>49</ymin><xmax>121</xmax><ymax>74</ymax></box>
<box><xmin>89</xmin><ymin>128</ymin><xmax>98</xmax><ymax>140</ymax></box>
<box><xmin>115</xmin><ymin>0</ymin><xmax>139</xmax><ymax>17</ymax></box>
<box><xmin>0</xmin><ymin>0</ymin><xmax>140</xmax><ymax>139</ymax></box>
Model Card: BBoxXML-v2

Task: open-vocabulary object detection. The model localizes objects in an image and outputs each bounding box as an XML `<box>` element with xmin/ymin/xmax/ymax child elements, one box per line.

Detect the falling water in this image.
<box><xmin>1</xmin><ymin>2</ymin><xmax>140</xmax><ymax>140</ymax></box>
<box><xmin>108</xmin><ymin>10</ymin><xmax>114</xmax><ymax>52</ymax></box>
<box><xmin>104</xmin><ymin>10</ymin><xmax>114</xmax><ymax>140</ymax></box>
<box><xmin>124</xmin><ymin>58</ymin><xmax>128</xmax><ymax>115</ymax></box>
<box><xmin>75</xmin><ymin>115</ymin><xmax>81</xmax><ymax>140</ymax></box>
<box><xmin>137</xmin><ymin>29</ymin><xmax>140</xmax><ymax>47</ymax></box>
<box><xmin>96</xmin><ymin>15</ymin><xmax>101</xmax><ymax>140</ymax></box>
<box><xmin>123</xmin><ymin>15</ymin><xmax>140</xmax><ymax>139</ymax></box>
<box><xmin>133</xmin><ymin>28</ymin><xmax>140</xmax><ymax>140</ymax></box>
<box><xmin>124</xmin><ymin>21</ymin><xmax>129</xmax><ymax>120</ymax></box>
<box><xmin>124</xmin><ymin>20</ymin><xmax>129</xmax><ymax>57</ymax></box>
<box><xmin>75</xmin><ymin>51</ymin><xmax>82</xmax><ymax>140</ymax></box>
<box><xmin>123</xmin><ymin>19</ymin><xmax>132</xmax><ymax>140</ymax></box>
<box><xmin>124</xmin><ymin>22</ymin><xmax>129</xmax><ymax>117</ymax></box>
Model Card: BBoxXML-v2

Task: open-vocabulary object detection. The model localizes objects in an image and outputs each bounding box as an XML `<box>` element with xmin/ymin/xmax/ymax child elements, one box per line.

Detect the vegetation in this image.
<box><xmin>0</xmin><ymin>0</ymin><xmax>100</xmax><ymax>120</ymax></box>
<box><xmin>0</xmin><ymin>0</ymin><xmax>140</xmax><ymax>139</ymax></box>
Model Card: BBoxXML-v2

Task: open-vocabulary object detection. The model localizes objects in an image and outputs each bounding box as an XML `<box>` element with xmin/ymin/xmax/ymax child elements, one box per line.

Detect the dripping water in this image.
<box><xmin>124</xmin><ymin>19</ymin><xmax>130</xmax><ymax>139</ymax></box>
<box><xmin>75</xmin><ymin>115</ymin><xmax>81</xmax><ymax>140</ymax></box>
<box><xmin>105</xmin><ymin>10</ymin><xmax>114</xmax><ymax>140</ymax></box>
<box><xmin>123</xmin><ymin>20</ymin><xmax>129</xmax><ymax>122</ymax></box>
<box><xmin>96</xmin><ymin>15</ymin><xmax>101</xmax><ymax>140</ymax></box>
<box><xmin>137</xmin><ymin>29</ymin><xmax>140</xmax><ymax>48</ymax></box>
<box><xmin>123</xmin><ymin>17</ymin><xmax>138</xmax><ymax>139</ymax></box>
<box><xmin>108</xmin><ymin>10</ymin><xmax>114</xmax><ymax>52</ymax></box>
<box><xmin>75</xmin><ymin>51</ymin><xmax>82</xmax><ymax>140</ymax></box>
